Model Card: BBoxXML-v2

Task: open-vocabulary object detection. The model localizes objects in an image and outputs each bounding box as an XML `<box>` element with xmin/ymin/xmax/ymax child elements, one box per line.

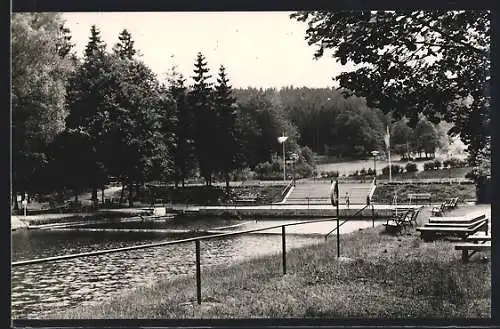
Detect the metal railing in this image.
<box><xmin>324</xmin><ymin>203</ymin><xmax>375</xmax><ymax>240</ymax></box>
<box><xmin>12</xmin><ymin>217</ymin><xmax>346</xmax><ymax>305</ymax></box>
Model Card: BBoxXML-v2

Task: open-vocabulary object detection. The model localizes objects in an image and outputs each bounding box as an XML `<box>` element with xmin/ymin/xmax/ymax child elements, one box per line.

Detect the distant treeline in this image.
<box><xmin>233</xmin><ymin>86</ymin><xmax>450</xmax><ymax>159</ymax></box>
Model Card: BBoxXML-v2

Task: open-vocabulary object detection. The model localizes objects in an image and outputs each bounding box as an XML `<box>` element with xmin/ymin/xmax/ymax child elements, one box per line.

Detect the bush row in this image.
<box><xmin>423</xmin><ymin>158</ymin><xmax>468</xmax><ymax>171</ymax></box>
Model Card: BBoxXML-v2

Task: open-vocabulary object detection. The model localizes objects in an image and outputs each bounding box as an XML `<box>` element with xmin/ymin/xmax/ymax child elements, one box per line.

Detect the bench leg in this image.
<box><xmin>422</xmin><ymin>233</ymin><xmax>434</xmax><ymax>242</ymax></box>
<box><xmin>462</xmin><ymin>250</ymin><xmax>469</xmax><ymax>262</ymax></box>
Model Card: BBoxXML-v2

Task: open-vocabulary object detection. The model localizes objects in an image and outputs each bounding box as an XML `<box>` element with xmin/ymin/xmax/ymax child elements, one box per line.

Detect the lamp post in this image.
<box><xmin>277</xmin><ymin>133</ymin><xmax>288</xmax><ymax>182</ymax></box>
<box><xmin>371</xmin><ymin>150</ymin><xmax>380</xmax><ymax>183</ymax></box>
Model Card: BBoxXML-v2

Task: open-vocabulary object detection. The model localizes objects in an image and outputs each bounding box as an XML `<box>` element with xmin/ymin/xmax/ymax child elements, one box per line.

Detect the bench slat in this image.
<box><xmin>466</xmin><ymin>235</ymin><xmax>491</xmax><ymax>242</ymax></box>
<box><xmin>455</xmin><ymin>242</ymin><xmax>491</xmax><ymax>250</ymax></box>
<box><xmin>424</xmin><ymin>221</ymin><xmax>483</xmax><ymax>228</ymax></box>
<box><xmin>429</xmin><ymin>214</ymin><xmax>485</xmax><ymax>222</ymax></box>
<box><xmin>416</xmin><ymin>219</ymin><xmax>487</xmax><ymax>233</ymax></box>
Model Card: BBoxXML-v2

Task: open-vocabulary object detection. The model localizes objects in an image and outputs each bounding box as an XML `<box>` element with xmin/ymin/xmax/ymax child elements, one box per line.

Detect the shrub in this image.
<box><xmin>360</xmin><ymin>168</ymin><xmax>367</xmax><ymax>175</ymax></box>
<box><xmin>330</xmin><ymin>171</ymin><xmax>339</xmax><ymax>178</ymax></box>
<box><xmin>300</xmin><ymin>146</ymin><xmax>314</xmax><ymax>167</ymax></box>
<box><xmin>294</xmin><ymin>161</ymin><xmax>313</xmax><ymax>178</ymax></box>
<box><xmin>442</xmin><ymin>159</ymin><xmax>450</xmax><ymax>168</ymax></box>
<box><xmin>230</xmin><ymin>168</ymin><xmax>254</xmax><ymax>181</ymax></box>
<box><xmin>382</xmin><ymin>164</ymin><xmax>404</xmax><ymax>176</ymax></box>
<box><xmin>367</xmin><ymin>168</ymin><xmax>374</xmax><ymax>176</ymax></box>
<box><xmin>423</xmin><ymin>162</ymin><xmax>435</xmax><ymax>171</ymax></box>
<box><xmin>405</xmin><ymin>162</ymin><xmax>418</xmax><ymax>173</ymax></box>
<box><xmin>433</xmin><ymin>159</ymin><xmax>442</xmax><ymax>170</ymax></box>
<box><xmin>271</xmin><ymin>159</ymin><xmax>282</xmax><ymax>172</ymax></box>
<box><xmin>448</xmin><ymin>157</ymin><xmax>468</xmax><ymax>168</ymax></box>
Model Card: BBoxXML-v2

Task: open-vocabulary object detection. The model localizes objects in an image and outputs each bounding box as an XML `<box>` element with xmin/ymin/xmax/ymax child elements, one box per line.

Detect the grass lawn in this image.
<box><xmin>372</xmin><ymin>183</ymin><xmax>476</xmax><ymax>204</ymax></box>
<box><xmin>46</xmin><ymin>205</ymin><xmax>490</xmax><ymax>319</ymax></box>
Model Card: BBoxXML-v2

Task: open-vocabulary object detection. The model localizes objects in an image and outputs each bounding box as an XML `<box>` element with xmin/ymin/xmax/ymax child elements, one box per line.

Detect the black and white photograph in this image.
<box><xmin>10</xmin><ymin>10</ymin><xmax>491</xmax><ymax>321</ymax></box>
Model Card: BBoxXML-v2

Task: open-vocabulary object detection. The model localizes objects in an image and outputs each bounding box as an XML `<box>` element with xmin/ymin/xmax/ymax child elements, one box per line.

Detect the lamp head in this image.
<box><xmin>278</xmin><ymin>136</ymin><xmax>288</xmax><ymax>144</ymax></box>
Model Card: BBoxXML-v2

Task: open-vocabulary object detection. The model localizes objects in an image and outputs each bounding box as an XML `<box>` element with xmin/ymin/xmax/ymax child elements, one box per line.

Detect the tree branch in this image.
<box><xmin>412</xmin><ymin>15</ymin><xmax>488</xmax><ymax>58</ymax></box>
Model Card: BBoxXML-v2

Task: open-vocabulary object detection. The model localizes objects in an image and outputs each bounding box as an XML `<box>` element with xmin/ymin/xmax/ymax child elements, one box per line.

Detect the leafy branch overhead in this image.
<box><xmin>291</xmin><ymin>10</ymin><xmax>490</xmax><ymax>163</ymax></box>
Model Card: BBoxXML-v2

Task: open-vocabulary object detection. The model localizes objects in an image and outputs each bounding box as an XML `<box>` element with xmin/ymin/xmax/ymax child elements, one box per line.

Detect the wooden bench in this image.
<box><xmin>416</xmin><ymin>218</ymin><xmax>488</xmax><ymax>242</ymax></box>
<box><xmin>384</xmin><ymin>206</ymin><xmax>423</xmax><ymax>234</ymax></box>
<box><xmin>444</xmin><ymin>197</ymin><xmax>459</xmax><ymax>209</ymax></box>
<box><xmin>455</xmin><ymin>241</ymin><xmax>491</xmax><ymax>262</ymax></box>
<box><xmin>431</xmin><ymin>203</ymin><xmax>446</xmax><ymax>216</ymax></box>
<box><xmin>408</xmin><ymin>193</ymin><xmax>431</xmax><ymax>205</ymax></box>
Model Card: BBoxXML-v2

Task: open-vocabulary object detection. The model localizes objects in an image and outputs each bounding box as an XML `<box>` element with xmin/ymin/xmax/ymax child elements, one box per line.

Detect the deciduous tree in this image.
<box><xmin>11</xmin><ymin>13</ymin><xmax>75</xmax><ymax>208</ymax></box>
<box><xmin>291</xmin><ymin>10</ymin><xmax>490</xmax><ymax>164</ymax></box>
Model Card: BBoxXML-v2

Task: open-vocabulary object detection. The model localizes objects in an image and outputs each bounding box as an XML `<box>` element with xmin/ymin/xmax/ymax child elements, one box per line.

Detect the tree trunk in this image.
<box><xmin>225</xmin><ymin>172</ymin><xmax>230</xmax><ymax>192</ymax></box>
<box><xmin>13</xmin><ymin>187</ymin><xmax>19</xmax><ymax>210</ymax></box>
<box><xmin>92</xmin><ymin>188</ymin><xmax>98</xmax><ymax>203</ymax></box>
<box><xmin>128</xmin><ymin>183</ymin><xmax>134</xmax><ymax>207</ymax></box>
<box><xmin>74</xmin><ymin>189</ymin><xmax>78</xmax><ymax>202</ymax></box>
<box><xmin>101</xmin><ymin>187</ymin><xmax>105</xmax><ymax>204</ymax></box>
<box><xmin>119</xmin><ymin>183</ymin><xmax>125</xmax><ymax>204</ymax></box>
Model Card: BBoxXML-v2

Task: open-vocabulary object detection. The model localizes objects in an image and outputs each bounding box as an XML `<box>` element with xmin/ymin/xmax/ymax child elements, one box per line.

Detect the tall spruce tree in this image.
<box><xmin>213</xmin><ymin>65</ymin><xmax>238</xmax><ymax>190</ymax></box>
<box><xmin>189</xmin><ymin>52</ymin><xmax>216</xmax><ymax>186</ymax></box>
<box><xmin>168</xmin><ymin>67</ymin><xmax>196</xmax><ymax>187</ymax></box>
<box><xmin>113</xmin><ymin>29</ymin><xmax>136</xmax><ymax>60</ymax></box>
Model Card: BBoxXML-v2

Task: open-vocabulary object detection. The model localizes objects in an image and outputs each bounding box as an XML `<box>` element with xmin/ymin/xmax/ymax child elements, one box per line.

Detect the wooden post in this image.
<box><xmin>462</xmin><ymin>250</ymin><xmax>469</xmax><ymax>262</ymax></box>
<box><xmin>195</xmin><ymin>240</ymin><xmax>201</xmax><ymax>304</ymax></box>
<box><xmin>282</xmin><ymin>226</ymin><xmax>286</xmax><ymax>275</ymax></box>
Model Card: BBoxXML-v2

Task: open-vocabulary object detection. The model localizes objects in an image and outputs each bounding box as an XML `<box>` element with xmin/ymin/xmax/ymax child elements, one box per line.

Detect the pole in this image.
<box><xmin>195</xmin><ymin>240</ymin><xmax>201</xmax><ymax>305</ymax></box>
<box><xmin>388</xmin><ymin>148</ymin><xmax>392</xmax><ymax>182</ymax></box>
<box><xmin>336</xmin><ymin>196</ymin><xmax>340</xmax><ymax>258</ymax></box>
<box><xmin>283</xmin><ymin>140</ymin><xmax>286</xmax><ymax>182</ymax></box>
<box><xmin>282</xmin><ymin>226</ymin><xmax>286</xmax><ymax>275</ymax></box>
<box><xmin>373</xmin><ymin>156</ymin><xmax>377</xmax><ymax>183</ymax></box>
<box><xmin>372</xmin><ymin>204</ymin><xmax>375</xmax><ymax>228</ymax></box>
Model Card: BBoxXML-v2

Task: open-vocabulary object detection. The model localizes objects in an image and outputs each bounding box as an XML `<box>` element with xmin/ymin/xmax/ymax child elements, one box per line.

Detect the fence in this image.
<box><xmin>380</xmin><ymin>177</ymin><xmax>474</xmax><ymax>185</ymax></box>
<box><xmin>12</xmin><ymin>216</ymin><xmax>365</xmax><ymax>305</ymax></box>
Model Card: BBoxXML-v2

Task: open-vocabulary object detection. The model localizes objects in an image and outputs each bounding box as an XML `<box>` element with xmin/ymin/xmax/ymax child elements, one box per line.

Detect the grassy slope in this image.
<box><xmin>48</xmin><ymin>206</ymin><xmax>490</xmax><ymax>319</ymax></box>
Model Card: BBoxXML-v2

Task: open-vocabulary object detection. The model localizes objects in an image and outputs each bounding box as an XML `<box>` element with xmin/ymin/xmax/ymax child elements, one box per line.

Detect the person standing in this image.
<box><xmin>345</xmin><ymin>192</ymin><xmax>350</xmax><ymax>208</ymax></box>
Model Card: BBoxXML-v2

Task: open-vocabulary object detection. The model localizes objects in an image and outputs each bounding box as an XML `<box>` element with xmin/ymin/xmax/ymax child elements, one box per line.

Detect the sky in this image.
<box><xmin>62</xmin><ymin>12</ymin><xmax>355</xmax><ymax>89</ymax></box>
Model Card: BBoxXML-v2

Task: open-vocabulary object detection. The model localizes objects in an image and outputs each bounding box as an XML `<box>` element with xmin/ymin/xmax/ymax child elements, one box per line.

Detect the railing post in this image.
<box><xmin>372</xmin><ymin>205</ymin><xmax>375</xmax><ymax>227</ymax></box>
<box><xmin>282</xmin><ymin>225</ymin><xmax>286</xmax><ymax>275</ymax></box>
<box><xmin>195</xmin><ymin>240</ymin><xmax>201</xmax><ymax>305</ymax></box>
